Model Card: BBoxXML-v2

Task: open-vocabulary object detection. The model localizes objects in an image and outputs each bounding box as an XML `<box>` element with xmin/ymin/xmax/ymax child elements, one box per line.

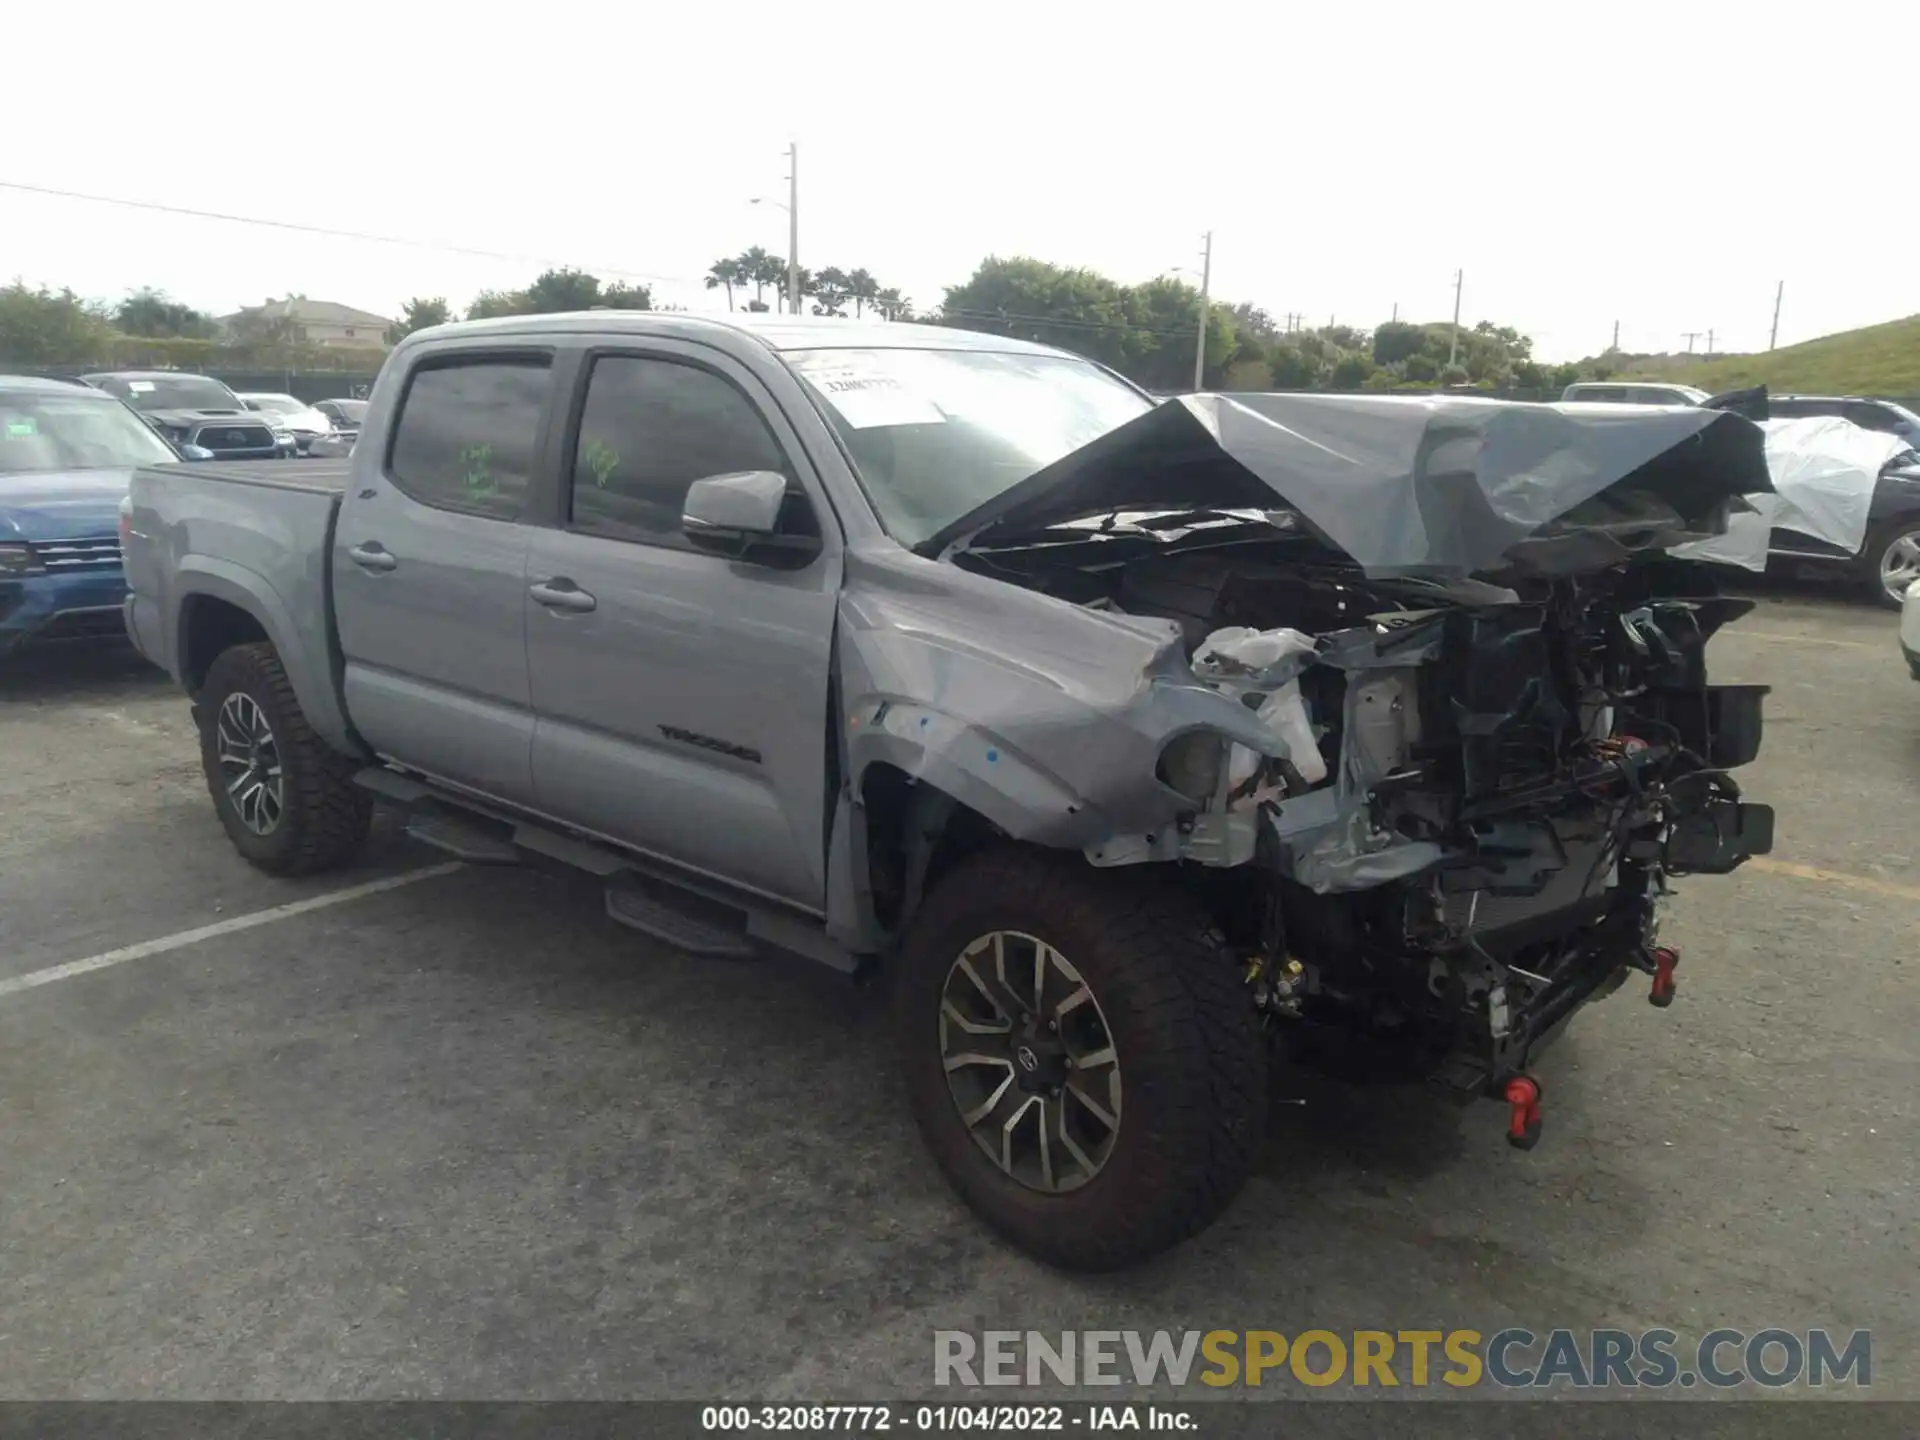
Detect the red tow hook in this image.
<box><xmin>1648</xmin><ymin>945</ymin><xmax>1679</xmax><ymax>1008</ymax></box>
<box><xmin>1504</xmin><ymin>1075</ymin><xmax>1543</xmax><ymax>1151</ymax></box>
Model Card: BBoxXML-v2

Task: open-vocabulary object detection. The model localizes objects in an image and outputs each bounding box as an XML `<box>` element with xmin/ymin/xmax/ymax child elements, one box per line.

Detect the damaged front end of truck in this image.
<box><xmin>839</xmin><ymin>392</ymin><xmax>1776</xmax><ymax>1139</ymax></box>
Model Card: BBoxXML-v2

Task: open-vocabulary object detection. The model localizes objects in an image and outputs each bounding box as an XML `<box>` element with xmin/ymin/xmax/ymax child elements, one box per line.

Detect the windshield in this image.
<box><xmin>0</xmin><ymin>392</ymin><xmax>178</xmax><ymax>474</ymax></box>
<box><xmin>786</xmin><ymin>347</ymin><xmax>1151</xmax><ymax>547</ymax></box>
<box><xmin>327</xmin><ymin>399</ymin><xmax>368</xmax><ymax>422</ymax></box>
<box><xmin>242</xmin><ymin>394</ymin><xmax>306</xmax><ymax>415</ymax></box>
<box><xmin>111</xmin><ymin>375</ymin><xmax>242</xmax><ymax>412</ymax></box>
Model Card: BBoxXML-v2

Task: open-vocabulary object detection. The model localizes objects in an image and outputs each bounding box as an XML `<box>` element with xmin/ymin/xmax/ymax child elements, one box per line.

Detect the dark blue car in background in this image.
<box><xmin>1</xmin><ymin>376</ymin><xmax>185</xmax><ymax>654</ymax></box>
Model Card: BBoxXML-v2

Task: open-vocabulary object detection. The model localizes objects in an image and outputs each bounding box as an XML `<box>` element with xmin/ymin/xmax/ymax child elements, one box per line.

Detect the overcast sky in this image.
<box><xmin>5</xmin><ymin>1</ymin><xmax>1910</xmax><ymax>363</ymax></box>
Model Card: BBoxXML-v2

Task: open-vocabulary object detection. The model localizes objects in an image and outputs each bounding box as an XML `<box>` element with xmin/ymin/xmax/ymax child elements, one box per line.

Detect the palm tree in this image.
<box><xmin>704</xmin><ymin>258</ymin><xmax>744</xmax><ymax>311</ymax></box>
<box><xmin>813</xmin><ymin>267</ymin><xmax>851</xmax><ymax>317</ymax></box>
<box><xmin>846</xmin><ymin>269</ymin><xmax>880</xmax><ymax>319</ymax></box>
<box><xmin>736</xmin><ymin>246</ymin><xmax>775</xmax><ymax>308</ymax></box>
<box><xmin>873</xmin><ymin>287</ymin><xmax>911</xmax><ymax>322</ymax></box>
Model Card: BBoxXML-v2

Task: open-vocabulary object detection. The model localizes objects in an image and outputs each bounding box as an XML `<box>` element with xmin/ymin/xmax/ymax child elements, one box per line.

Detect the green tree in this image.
<box><xmin>601</xmin><ymin>281</ymin><xmax>653</xmax><ymax>311</ymax></box>
<box><xmin>873</xmin><ymin>287</ymin><xmax>911</xmax><ymax>321</ymax></box>
<box><xmin>0</xmin><ymin>282</ymin><xmax>112</xmax><ymax>364</ymax></box>
<box><xmin>466</xmin><ymin>289</ymin><xmax>523</xmax><ymax>320</ymax></box>
<box><xmin>704</xmin><ymin>258</ymin><xmax>746</xmax><ymax>311</ymax></box>
<box><xmin>521</xmin><ymin>267</ymin><xmax>602</xmax><ymax>313</ymax></box>
<box><xmin>1328</xmin><ymin>353</ymin><xmax>1375</xmax><ymax>390</ymax></box>
<box><xmin>846</xmin><ymin>268</ymin><xmax>879</xmax><ymax>318</ymax></box>
<box><xmin>1221</xmin><ymin>355</ymin><xmax>1274</xmax><ymax>391</ymax></box>
<box><xmin>941</xmin><ymin>257</ymin><xmax>1134</xmax><ymax>370</ymax></box>
<box><xmin>387</xmin><ymin>296</ymin><xmax>452</xmax><ymax>343</ymax></box>
<box><xmin>812</xmin><ymin>266</ymin><xmax>851</xmax><ymax>317</ymax></box>
<box><xmin>735</xmin><ymin>247</ymin><xmax>779</xmax><ymax>309</ymax></box>
<box><xmin>1372</xmin><ymin>320</ymin><xmax>1426</xmax><ymax>367</ymax></box>
<box><xmin>114</xmin><ymin>287</ymin><xmax>216</xmax><ymax>340</ymax></box>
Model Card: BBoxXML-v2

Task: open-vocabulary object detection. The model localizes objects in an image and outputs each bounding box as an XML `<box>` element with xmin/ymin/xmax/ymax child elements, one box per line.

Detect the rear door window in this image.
<box><xmin>387</xmin><ymin>357</ymin><xmax>552</xmax><ymax>519</ymax></box>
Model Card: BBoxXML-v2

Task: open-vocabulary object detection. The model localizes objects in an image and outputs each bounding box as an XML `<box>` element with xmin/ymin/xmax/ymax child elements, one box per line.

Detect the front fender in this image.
<box><xmin>849</xmin><ymin>699</ymin><xmax>1094</xmax><ymax>846</ymax></box>
<box><xmin>173</xmin><ymin>555</ymin><xmax>359</xmax><ymax>755</ymax></box>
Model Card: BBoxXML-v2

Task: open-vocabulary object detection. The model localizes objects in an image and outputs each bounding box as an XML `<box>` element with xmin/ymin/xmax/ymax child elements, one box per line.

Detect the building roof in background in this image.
<box><xmin>220</xmin><ymin>297</ymin><xmax>393</xmax><ymax>328</ymax></box>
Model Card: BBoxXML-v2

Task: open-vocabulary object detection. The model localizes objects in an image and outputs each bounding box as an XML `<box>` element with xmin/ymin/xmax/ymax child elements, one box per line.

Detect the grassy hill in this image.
<box><xmin>1616</xmin><ymin>313</ymin><xmax>1920</xmax><ymax>396</ymax></box>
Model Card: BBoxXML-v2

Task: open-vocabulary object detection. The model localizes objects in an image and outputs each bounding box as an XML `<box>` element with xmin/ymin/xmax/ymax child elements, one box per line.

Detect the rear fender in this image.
<box><xmin>174</xmin><ymin>556</ymin><xmax>359</xmax><ymax>755</ymax></box>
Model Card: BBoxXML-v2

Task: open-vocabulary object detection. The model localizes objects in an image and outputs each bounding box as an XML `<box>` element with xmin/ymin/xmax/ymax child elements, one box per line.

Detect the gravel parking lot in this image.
<box><xmin>1</xmin><ymin>589</ymin><xmax>1914</xmax><ymax>1402</ymax></box>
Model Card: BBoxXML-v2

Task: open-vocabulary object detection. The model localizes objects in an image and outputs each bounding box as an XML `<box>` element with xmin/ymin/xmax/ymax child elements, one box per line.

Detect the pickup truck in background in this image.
<box><xmin>82</xmin><ymin>370</ymin><xmax>292</xmax><ymax>459</ymax></box>
<box><xmin>122</xmin><ymin>313</ymin><xmax>1777</xmax><ymax>1269</ymax></box>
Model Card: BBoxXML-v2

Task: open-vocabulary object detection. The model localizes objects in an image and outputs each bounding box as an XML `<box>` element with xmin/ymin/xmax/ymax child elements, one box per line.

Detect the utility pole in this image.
<box><xmin>1447</xmin><ymin>269</ymin><xmax>1464</xmax><ymax>367</ymax></box>
<box><xmin>1192</xmin><ymin>230</ymin><xmax>1212</xmax><ymax>392</ymax></box>
<box><xmin>1769</xmin><ymin>281</ymin><xmax>1784</xmax><ymax>350</ymax></box>
<box><xmin>1391</xmin><ymin>302</ymin><xmax>1399</xmax><ymax>322</ymax></box>
<box><xmin>1706</xmin><ymin>328</ymin><xmax>1715</xmax><ymax>358</ymax></box>
<box><xmin>785</xmin><ymin>142</ymin><xmax>799</xmax><ymax>316</ymax></box>
<box><xmin>1611</xmin><ymin>319</ymin><xmax>1619</xmax><ymax>353</ymax></box>
<box><xmin>1682</xmin><ymin>331</ymin><xmax>1702</xmax><ymax>354</ymax></box>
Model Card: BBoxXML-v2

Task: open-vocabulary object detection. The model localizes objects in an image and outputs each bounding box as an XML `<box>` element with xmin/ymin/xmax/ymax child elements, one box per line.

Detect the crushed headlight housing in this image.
<box><xmin>0</xmin><ymin>541</ymin><xmax>45</xmax><ymax>576</ymax></box>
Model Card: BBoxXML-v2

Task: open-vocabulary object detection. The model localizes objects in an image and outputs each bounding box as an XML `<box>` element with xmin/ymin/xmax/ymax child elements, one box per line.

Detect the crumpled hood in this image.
<box><xmin>0</xmin><ymin>468</ymin><xmax>133</xmax><ymax>540</ymax></box>
<box><xmin>927</xmin><ymin>392</ymin><xmax>1774</xmax><ymax>578</ymax></box>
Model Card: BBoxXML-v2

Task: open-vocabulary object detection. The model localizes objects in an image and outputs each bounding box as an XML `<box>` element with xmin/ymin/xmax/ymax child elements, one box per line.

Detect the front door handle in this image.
<box><xmin>529</xmin><ymin>578</ymin><xmax>597</xmax><ymax>613</ymax></box>
<box><xmin>347</xmin><ymin>542</ymin><xmax>397</xmax><ymax>572</ymax></box>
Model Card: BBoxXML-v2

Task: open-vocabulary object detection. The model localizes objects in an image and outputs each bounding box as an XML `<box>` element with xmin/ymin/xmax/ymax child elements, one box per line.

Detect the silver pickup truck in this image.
<box><xmin>123</xmin><ymin>312</ymin><xmax>1777</xmax><ymax>1270</ymax></box>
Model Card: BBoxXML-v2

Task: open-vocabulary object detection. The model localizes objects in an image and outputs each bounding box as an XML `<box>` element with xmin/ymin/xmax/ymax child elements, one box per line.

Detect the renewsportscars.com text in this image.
<box><xmin>934</xmin><ymin>1328</ymin><xmax>1871</xmax><ymax>1391</ymax></box>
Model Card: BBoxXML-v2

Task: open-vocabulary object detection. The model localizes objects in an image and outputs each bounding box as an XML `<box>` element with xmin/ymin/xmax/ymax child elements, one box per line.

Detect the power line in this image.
<box><xmin>0</xmin><ymin>178</ymin><xmax>690</xmax><ymax>287</ymax></box>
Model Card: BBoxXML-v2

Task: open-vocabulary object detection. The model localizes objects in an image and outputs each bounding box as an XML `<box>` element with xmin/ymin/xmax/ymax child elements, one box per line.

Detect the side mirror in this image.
<box><xmin>682</xmin><ymin>470</ymin><xmax>820</xmax><ymax>565</ymax></box>
<box><xmin>179</xmin><ymin>444</ymin><xmax>216</xmax><ymax>461</ymax></box>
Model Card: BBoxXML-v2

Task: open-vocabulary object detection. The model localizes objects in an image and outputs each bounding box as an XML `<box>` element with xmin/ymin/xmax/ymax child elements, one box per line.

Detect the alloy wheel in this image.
<box><xmin>214</xmin><ymin>692</ymin><xmax>285</xmax><ymax>836</ymax></box>
<box><xmin>938</xmin><ymin>930</ymin><xmax>1122</xmax><ymax>1194</ymax></box>
<box><xmin>1880</xmin><ymin>532</ymin><xmax>1920</xmax><ymax>602</ymax></box>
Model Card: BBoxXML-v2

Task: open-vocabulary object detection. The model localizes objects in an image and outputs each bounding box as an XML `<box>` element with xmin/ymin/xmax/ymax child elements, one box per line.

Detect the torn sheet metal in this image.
<box><xmin>833</xmin><ymin>545</ymin><xmax>1293</xmax><ymax>871</ymax></box>
<box><xmin>925</xmin><ymin>392</ymin><xmax>1773</xmax><ymax>579</ymax></box>
<box><xmin>1674</xmin><ymin>416</ymin><xmax>1904</xmax><ymax>569</ymax></box>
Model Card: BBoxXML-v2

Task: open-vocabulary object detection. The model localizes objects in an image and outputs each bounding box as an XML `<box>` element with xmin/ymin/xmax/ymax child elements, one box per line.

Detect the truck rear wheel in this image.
<box><xmin>197</xmin><ymin>641</ymin><xmax>371</xmax><ymax>875</ymax></box>
<box><xmin>895</xmin><ymin>848</ymin><xmax>1266</xmax><ymax>1270</ymax></box>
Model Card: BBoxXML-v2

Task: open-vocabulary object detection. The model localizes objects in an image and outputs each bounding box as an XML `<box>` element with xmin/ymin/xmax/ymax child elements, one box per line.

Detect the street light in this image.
<box><xmin>747</xmin><ymin>195</ymin><xmax>798</xmax><ymax>314</ymax></box>
<box><xmin>747</xmin><ymin>141</ymin><xmax>800</xmax><ymax>315</ymax></box>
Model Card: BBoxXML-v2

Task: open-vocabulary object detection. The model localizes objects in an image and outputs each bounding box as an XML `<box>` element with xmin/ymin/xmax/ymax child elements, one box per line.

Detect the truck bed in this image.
<box><xmin>124</xmin><ymin>456</ymin><xmax>356</xmax><ymax>751</ymax></box>
<box><xmin>179</xmin><ymin>459</ymin><xmax>351</xmax><ymax>493</ymax></box>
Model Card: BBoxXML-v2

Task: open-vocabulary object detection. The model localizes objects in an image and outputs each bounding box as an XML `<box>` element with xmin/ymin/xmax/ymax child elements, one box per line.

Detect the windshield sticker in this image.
<box><xmin>127</xmin><ymin>380</ymin><xmax>156</xmax><ymax>393</ymax></box>
<box><xmin>4</xmin><ymin>419</ymin><xmax>36</xmax><ymax>437</ymax></box>
<box><xmin>805</xmin><ymin>366</ymin><xmax>945</xmax><ymax>429</ymax></box>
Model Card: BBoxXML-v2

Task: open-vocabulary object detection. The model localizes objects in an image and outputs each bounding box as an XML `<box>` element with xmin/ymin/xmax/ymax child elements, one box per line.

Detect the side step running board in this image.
<box><xmin>405</xmin><ymin>811</ymin><xmax>521</xmax><ymax>864</ymax></box>
<box><xmin>605</xmin><ymin>882</ymin><xmax>755</xmax><ymax>959</ymax></box>
<box><xmin>353</xmin><ymin>764</ymin><xmax>856</xmax><ymax>973</ymax></box>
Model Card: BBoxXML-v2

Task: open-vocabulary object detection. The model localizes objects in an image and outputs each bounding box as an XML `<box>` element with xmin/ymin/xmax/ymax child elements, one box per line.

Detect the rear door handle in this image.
<box><xmin>529</xmin><ymin>578</ymin><xmax>597</xmax><ymax>613</ymax></box>
<box><xmin>347</xmin><ymin>542</ymin><xmax>397</xmax><ymax>572</ymax></box>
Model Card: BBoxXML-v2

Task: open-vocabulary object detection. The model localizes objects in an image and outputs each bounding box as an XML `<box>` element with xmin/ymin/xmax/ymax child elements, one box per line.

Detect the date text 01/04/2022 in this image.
<box><xmin>700</xmin><ymin>1404</ymin><xmax>1196</xmax><ymax>1431</ymax></box>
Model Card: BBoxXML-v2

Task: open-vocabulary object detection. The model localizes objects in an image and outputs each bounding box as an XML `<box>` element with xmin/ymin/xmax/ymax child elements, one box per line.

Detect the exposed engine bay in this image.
<box><xmin>952</xmin><ymin>522</ymin><xmax>1775</xmax><ymax>1111</ymax></box>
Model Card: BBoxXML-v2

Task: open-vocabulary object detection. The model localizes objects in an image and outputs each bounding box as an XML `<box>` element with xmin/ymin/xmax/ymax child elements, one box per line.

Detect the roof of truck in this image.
<box><xmin>0</xmin><ymin>374</ymin><xmax>117</xmax><ymax>394</ymax></box>
<box><xmin>407</xmin><ymin>311</ymin><xmax>1070</xmax><ymax>358</ymax></box>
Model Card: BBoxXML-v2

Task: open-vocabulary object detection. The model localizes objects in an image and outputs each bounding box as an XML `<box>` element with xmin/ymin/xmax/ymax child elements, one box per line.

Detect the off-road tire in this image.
<box><xmin>896</xmin><ymin>847</ymin><xmax>1267</xmax><ymax>1271</ymax></box>
<box><xmin>198</xmin><ymin>641</ymin><xmax>372</xmax><ymax>875</ymax></box>
<box><xmin>1860</xmin><ymin>515</ymin><xmax>1920</xmax><ymax>610</ymax></box>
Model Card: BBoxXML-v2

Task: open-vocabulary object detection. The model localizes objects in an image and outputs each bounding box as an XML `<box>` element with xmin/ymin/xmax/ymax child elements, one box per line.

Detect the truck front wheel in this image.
<box><xmin>896</xmin><ymin>848</ymin><xmax>1267</xmax><ymax>1271</ymax></box>
<box><xmin>197</xmin><ymin>641</ymin><xmax>371</xmax><ymax>875</ymax></box>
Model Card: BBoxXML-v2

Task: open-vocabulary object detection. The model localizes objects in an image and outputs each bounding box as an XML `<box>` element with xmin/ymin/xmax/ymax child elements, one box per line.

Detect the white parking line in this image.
<box><xmin>0</xmin><ymin>862</ymin><xmax>464</xmax><ymax>1002</ymax></box>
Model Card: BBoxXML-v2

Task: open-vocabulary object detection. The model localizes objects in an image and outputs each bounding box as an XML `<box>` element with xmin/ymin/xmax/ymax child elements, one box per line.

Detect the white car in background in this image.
<box><xmin>237</xmin><ymin>392</ymin><xmax>332</xmax><ymax>455</ymax></box>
